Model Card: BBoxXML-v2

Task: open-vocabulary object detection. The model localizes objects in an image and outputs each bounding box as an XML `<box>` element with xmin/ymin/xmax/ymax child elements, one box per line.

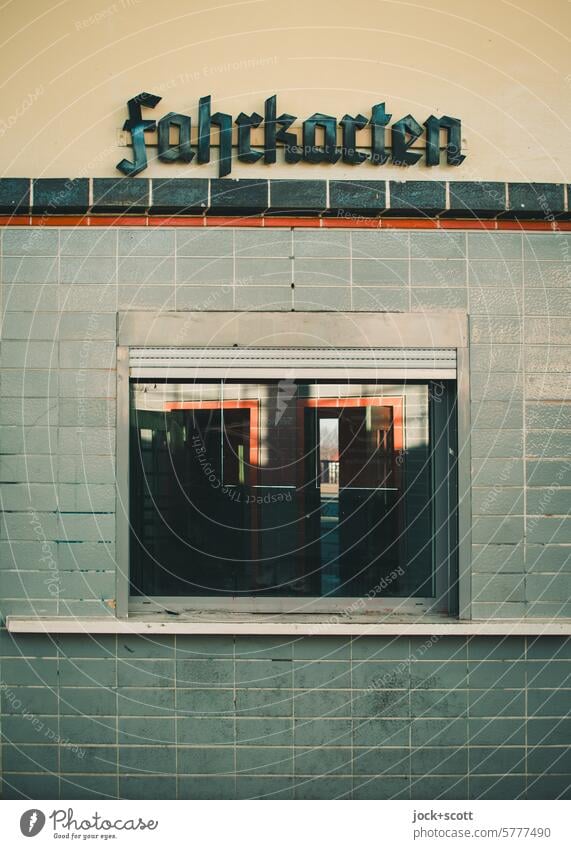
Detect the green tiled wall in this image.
<box><xmin>0</xmin><ymin>633</ymin><xmax>570</xmax><ymax>800</ymax></box>
<box><xmin>1</xmin><ymin>227</ymin><xmax>570</xmax><ymax>797</ymax></box>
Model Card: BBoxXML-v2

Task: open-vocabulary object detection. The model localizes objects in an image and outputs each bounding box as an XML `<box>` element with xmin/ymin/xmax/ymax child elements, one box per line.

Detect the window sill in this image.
<box><xmin>6</xmin><ymin>614</ymin><xmax>571</xmax><ymax>636</ymax></box>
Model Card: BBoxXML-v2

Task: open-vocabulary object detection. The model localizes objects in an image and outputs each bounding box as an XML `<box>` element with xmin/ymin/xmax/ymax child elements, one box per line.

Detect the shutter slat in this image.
<box><xmin>130</xmin><ymin>347</ymin><xmax>457</xmax><ymax>374</ymax></box>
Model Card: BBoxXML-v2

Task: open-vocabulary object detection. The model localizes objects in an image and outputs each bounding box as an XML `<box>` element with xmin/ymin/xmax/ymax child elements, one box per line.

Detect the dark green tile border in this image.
<box><xmin>0</xmin><ymin>179</ymin><xmax>567</xmax><ymax>218</ymax></box>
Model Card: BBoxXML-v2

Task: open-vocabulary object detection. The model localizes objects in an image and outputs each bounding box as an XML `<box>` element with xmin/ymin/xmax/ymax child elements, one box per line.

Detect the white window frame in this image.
<box><xmin>116</xmin><ymin>311</ymin><xmax>471</xmax><ymax>621</ymax></box>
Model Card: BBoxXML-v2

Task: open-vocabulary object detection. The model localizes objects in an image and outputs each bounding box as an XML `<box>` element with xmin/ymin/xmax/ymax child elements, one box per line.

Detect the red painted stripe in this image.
<box><xmin>206</xmin><ymin>216</ymin><xmax>262</xmax><ymax>227</ymax></box>
<box><xmin>0</xmin><ymin>215</ymin><xmax>569</xmax><ymax>230</ymax></box>
<box><xmin>436</xmin><ymin>219</ymin><xmax>496</xmax><ymax>230</ymax></box>
<box><xmin>323</xmin><ymin>217</ymin><xmax>381</xmax><ymax>229</ymax></box>
<box><xmin>381</xmin><ymin>218</ymin><xmax>439</xmax><ymax>229</ymax></box>
<box><xmin>263</xmin><ymin>216</ymin><xmax>322</xmax><ymax>227</ymax></box>
<box><xmin>146</xmin><ymin>216</ymin><xmax>205</xmax><ymax>228</ymax></box>
<box><xmin>496</xmin><ymin>220</ymin><xmax>563</xmax><ymax>231</ymax></box>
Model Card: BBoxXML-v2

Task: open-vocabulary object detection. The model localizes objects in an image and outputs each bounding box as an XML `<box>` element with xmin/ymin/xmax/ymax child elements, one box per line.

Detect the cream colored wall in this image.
<box><xmin>0</xmin><ymin>0</ymin><xmax>569</xmax><ymax>181</ymax></box>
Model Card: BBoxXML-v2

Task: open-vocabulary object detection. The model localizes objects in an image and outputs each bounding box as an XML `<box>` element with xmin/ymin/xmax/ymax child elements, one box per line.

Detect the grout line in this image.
<box><xmin>407</xmin><ymin>229</ymin><xmax>412</xmax><ymax>312</ymax></box>
<box><xmin>349</xmin><ymin>228</ymin><xmax>353</xmax><ymax>311</ymax></box>
<box><xmin>291</xmin><ymin>227</ymin><xmax>294</xmax><ymax>310</ymax></box>
<box><xmin>349</xmin><ymin>636</ymin><xmax>354</xmax><ymax>799</ymax></box>
<box><xmin>115</xmin><ymin>227</ymin><xmax>119</xmax><ymax>312</ymax></box>
<box><xmin>465</xmin><ymin>228</ymin><xmax>471</xmax><ymax>318</ymax></box>
<box><xmin>408</xmin><ymin>638</ymin><xmax>412</xmax><ymax>800</ymax></box>
<box><xmin>232</xmin><ymin>228</ymin><xmax>236</xmax><ymax>309</ymax></box>
<box><xmin>115</xmin><ymin>633</ymin><xmax>119</xmax><ymax>800</ymax></box>
<box><xmin>521</xmin><ymin>228</ymin><xmax>527</xmax><ymax>613</ymax></box>
<box><xmin>524</xmin><ymin>636</ymin><xmax>528</xmax><ymax>799</ymax></box>
<box><xmin>174</xmin><ymin>227</ymin><xmax>178</xmax><ymax>310</ymax></box>
<box><xmin>56</xmin><ymin>639</ymin><xmax>61</xmax><ymax>800</ymax></box>
<box><xmin>466</xmin><ymin>637</ymin><xmax>471</xmax><ymax>800</ymax></box>
<box><xmin>233</xmin><ymin>635</ymin><xmax>237</xmax><ymax>799</ymax></box>
<box><xmin>291</xmin><ymin>646</ymin><xmax>296</xmax><ymax>799</ymax></box>
<box><xmin>174</xmin><ymin>634</ymin><xmax>179</xmax><ymax>800</ymax></box>
<box><xmin>56</xmin><ymin>224</ymin><xmax>62</xmax><ymax>595</ymax></box>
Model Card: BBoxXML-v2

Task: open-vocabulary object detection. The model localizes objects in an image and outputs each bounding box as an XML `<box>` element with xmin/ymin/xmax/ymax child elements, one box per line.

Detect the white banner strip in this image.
<box><xmin>1</xmin><ymin>800</ymin><xmax>567</xmax><ymax>848</ymax></box>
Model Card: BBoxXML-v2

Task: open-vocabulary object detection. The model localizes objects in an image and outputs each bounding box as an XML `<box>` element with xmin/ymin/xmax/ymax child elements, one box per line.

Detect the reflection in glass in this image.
<box><xmin>129</xmin><ymin>380</ymin><xmax>452</xmax><ymax>600</ymax></box>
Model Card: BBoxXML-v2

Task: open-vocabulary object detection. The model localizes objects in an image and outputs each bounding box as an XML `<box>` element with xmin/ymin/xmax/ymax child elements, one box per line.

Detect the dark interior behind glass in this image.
<box><xmin>129</xmin><ymin>379</ymin><xmax>456</xmax><ymax>600</ymax></box>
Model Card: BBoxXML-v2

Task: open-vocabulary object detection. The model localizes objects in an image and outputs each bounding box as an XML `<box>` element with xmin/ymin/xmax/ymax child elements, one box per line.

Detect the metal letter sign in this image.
<box><xmin>117</xmin><ymin>92</ymin><xmax>161</xmax><ymax>176</ymax></box>
<box><xmin>117</xmin><ymin>93</ymin><xmax>465</xmax><ymax>177</ymax></box>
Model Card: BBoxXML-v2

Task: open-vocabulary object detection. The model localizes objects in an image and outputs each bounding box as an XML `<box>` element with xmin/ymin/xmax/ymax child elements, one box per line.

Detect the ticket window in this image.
<box><xmin>129</xmin><ymin>379</ymin><xmax>456</xmax><ymax>608</ymax></box>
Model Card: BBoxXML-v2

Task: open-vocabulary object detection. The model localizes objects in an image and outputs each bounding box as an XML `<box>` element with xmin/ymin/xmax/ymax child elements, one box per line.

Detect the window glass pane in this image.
<box><xmin>129</xmin><ymin>379</ymin><xmax>450</xmax><ymax>599</ymax></box>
